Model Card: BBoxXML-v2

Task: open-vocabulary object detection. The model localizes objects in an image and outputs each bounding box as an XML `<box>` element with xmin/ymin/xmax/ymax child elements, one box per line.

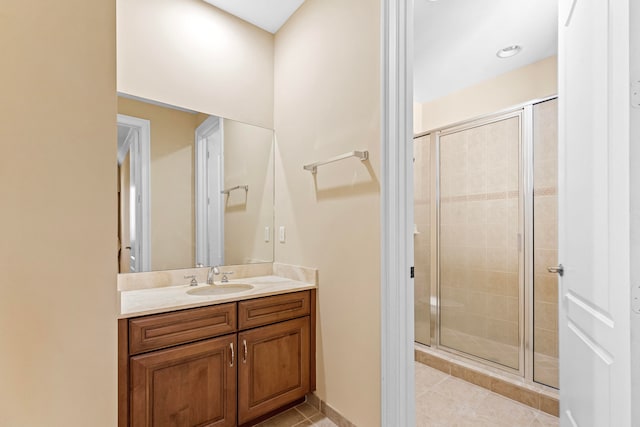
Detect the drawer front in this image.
<box><xmin>129</xmin><ymin>303</ymin><xmax>236</xmax><ymax>355</ymax></box>
<box><xmin>238</xmin><ymin>291</ymin><xmax>310</xmax><ymax>330</ymax></box>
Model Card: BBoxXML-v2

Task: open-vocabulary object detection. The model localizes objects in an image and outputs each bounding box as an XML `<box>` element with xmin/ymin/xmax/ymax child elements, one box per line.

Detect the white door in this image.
<box><xmin>128</xmin><ymin>129</ymin><xmax>139</xmax><ymax>272</ymax></box>
<box><xmin>558</xmin><ymin>0</ymin><xmax>631</xmax><ymax>425</ymax></box>
<box><xmin>206</xmin><ymin>122</ymin><xmax>224</xmax><ymax>266</ymax></box>
<box><xmin>117</xmin><ymin>114</ymin><xmax>151</xmax><ymax>273</ymax></box>
<box><xmin>195</xmin><ymin>116</ymin><xmax>224</xmax><ymax>267</ymax></box>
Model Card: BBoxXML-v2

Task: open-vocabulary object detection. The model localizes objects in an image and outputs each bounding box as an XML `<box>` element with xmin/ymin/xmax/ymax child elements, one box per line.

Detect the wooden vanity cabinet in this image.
<box><xmin>119</xmin><ymin>290</ymin><xmax>315</xmax><ymax>427</ymax></box>
<box><xmin>130</xmin><ymin>334</ymin><xmax>237</xmax><ymax>427</ymax></box>
<box><xmin>238</xmin><ymin>317</ymin><xmax>310</xmax><ymax>424</ymax></box>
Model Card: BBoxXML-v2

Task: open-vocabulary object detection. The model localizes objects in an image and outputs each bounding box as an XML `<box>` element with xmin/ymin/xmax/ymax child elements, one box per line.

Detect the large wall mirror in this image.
<box><xmin>117</xmin><ymin>94</ymin><xmax>274</xmax><ymax>273</ymax></box>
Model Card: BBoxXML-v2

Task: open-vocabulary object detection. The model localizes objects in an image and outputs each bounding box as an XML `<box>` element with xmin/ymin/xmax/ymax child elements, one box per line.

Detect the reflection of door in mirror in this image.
<box><xmin>118</xmin><ymin>97</ymin><xmax>207</xmax><ymax>272</ymax></box>
<box><xmin>117</xmin><ymin>114</ymin><xmax>151</xmax><ymax>273</ymax></box>
<box><xmin>118</xmin><ymin>150</ymin><xmax>131</xmax><ymax>272</ymax></box>
<box><xmin>195</xmin><ymin>116</ymin><xmax>224</xmax><ymax>267</ymax></box>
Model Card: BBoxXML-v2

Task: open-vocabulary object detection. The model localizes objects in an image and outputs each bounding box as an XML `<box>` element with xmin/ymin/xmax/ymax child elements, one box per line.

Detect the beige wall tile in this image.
<box><xmin>534</xmin><ymin>302</ymin><xmax>558</xmax><ymax>331</ymax></box>
<box><xmin>534</xmin><ymin>328</ymin><xmax>559</xmax><ymax>357</ymax></box>
<box><xmin>415</xmin><ymin>350</ymin><xmax>452</xmax><ymax>375</ymax></box>
<box><xmin>490</xmin><ymin>379</ymin><xmax>540</xmax><ymax>409</ymax></box>
<box><xmin>539</xmin><ymin>395</ymin><xmax>560</xmax><ymax>417</ymax></box>
<box><xmin>534</xmin><ymin>276</ymin><xmax>558</xmax><ymax>303</ymax></box>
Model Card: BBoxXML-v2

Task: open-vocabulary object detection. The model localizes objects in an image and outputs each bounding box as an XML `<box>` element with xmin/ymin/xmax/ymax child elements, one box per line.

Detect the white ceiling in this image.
<box><xmin>414</xmin><ymin>0</ymin><xmax>558</xmax><ymax>103</ymax></box>
<box><xmin>203</xmin><ymin>0</ymin><xmax>306</xmax><ymax>34</ymax></box>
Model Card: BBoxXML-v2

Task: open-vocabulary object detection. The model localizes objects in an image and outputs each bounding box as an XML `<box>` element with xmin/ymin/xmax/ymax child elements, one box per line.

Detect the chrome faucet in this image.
<box><xmin>185</xmin><ymin>275</ymin><xmax>198</xmax><ymax>287</ymax></box>
<box><xmin>207</xmin><ymin>266</ymin><xmax>220</xmax><ymax>285</ymax></box>
<box><xmin>207</xmin><ymin>266</ymin><xmax>234</xmax><ymax>284</ymax></box>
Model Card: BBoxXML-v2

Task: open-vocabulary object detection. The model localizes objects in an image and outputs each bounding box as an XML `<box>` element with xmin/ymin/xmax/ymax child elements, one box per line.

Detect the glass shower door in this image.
<box><xmin>533</xmin><ymin>98</ymin><xmax>559</xmax><ymax>388</ymax></box>
<box><xmin>438</xmin><ymin>114</ymin><xmax>522</xmax><ymax>370</ymax></box>
<box><xmin>414</xmin><ymin>134</ymin><xmax>431</xmax><ymax>346</ymax></box>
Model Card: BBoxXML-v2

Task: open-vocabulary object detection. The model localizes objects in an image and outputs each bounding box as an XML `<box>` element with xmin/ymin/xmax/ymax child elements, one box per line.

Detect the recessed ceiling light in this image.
<box><xmin>496</xmin><ymin>45</ymin><xmax>522</xmax><ymax>59</ymax></box>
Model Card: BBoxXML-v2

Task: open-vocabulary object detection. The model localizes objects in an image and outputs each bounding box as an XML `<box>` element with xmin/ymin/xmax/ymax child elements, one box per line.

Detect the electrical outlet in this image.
<box><xmin>264</xmin><ymin>226</ymin><xmax>270</xmax><ymax>242</ymax></box>
<box><xmin>279</xmin><ymin>226</ymin><xmax>286</xmax><ymax>243</ymax></box>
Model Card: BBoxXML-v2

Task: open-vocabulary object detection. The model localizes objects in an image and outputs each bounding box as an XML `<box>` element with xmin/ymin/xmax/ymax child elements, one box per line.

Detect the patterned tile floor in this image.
<box><xmin>415</xmin><ymin>362</ymin><xmax>559</xmax><ymax>427</ymax></box>
<box><xmin>257</xmin><ymin>402</ymin><xmax>337</xmax><ymax>427</ymax></box>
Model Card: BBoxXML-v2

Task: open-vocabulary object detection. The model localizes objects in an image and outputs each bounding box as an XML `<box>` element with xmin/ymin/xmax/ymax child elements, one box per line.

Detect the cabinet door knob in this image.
<box><xmin>229</xmin><ymin>342</ymin><xmax>235</xmax><ymax>367</ymax></box>
<box><xmin>243</xmin><ymin>339</ymin><xmax>248</xmax><ymax>364</ymax></box>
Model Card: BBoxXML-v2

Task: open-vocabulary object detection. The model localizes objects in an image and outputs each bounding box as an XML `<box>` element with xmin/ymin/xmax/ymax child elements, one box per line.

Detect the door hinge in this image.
<box><xmin>632</xmin><ymin>283</ymin><xmax>640</xmax><ymax>314</ymax></box>
<box><xmin>410</xmin><ymin>266</ymin><xmax>415</xmax><ymax>279</ymax></box>
<box><xmin>631</xmin><ymin>79</ymin><xmax>640</xmax><ymax>109</ymax></box>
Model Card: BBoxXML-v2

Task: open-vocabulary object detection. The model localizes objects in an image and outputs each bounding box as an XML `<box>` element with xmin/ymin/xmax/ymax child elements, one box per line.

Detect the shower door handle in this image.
<box><xmin>547</xmin><ymin>264</ymin><xmax>564</xmax><ymax>276</ymax></box>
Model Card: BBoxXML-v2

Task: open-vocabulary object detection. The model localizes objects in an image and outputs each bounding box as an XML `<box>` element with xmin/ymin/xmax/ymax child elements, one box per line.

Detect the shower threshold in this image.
<box><xmin>414</xmin><ymin>343</ymin><xmax>559</xmax><ymax>417</ymax></box>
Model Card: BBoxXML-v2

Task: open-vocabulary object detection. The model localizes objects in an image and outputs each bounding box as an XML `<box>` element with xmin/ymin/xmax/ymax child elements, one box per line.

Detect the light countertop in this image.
<box><xmin>119</xmin><ymin>275</ymin><xmax>316</xmax><ymax>319</ymax></box>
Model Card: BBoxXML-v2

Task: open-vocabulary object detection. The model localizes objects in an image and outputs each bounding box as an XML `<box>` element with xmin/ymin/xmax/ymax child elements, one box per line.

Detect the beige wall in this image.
<box><xmin>118</xmin><ymin>97</ymin><xmax>197</xmax><ymax>271</ymax></box>
<box><xmin>416</xmin><ymin>56</ymin><xmax>557</xmax><ymax>133</ymax></box>
<box><xmin>223</xmin><ymin>119</ymin><xmax>274</xmax><ymax>264</ymax></box>
<box><xmin>0</xmin><ymin>0</ymin><xmax>117</xmax><ymax>425</ymax></box>
<box><xmin>117</xmin><ymin>0</ymin><xmax>275</xmax><ymax>129</ymax></box>
<box><xmin>273</xmin><ymin>0</ymin><xmax>381</xmax><ymax>425</ymax></box>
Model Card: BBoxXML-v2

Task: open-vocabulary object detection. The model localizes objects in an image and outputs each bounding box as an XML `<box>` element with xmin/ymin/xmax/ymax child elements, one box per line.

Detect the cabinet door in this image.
<box><xmin>238</xmin><ymin>317</ymin><xmax>310</xmax><ymax>424</ymax></box>
<box><xmin>130</xmin><ymin>335</ymin><xmax>237</xmax><ymax>427</ymax></box>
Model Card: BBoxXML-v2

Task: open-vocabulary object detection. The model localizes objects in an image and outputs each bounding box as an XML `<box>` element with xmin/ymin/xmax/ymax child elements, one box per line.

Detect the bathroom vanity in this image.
<box><xmin>118</xmin><ymin>276</ymin><xmax>316</xmax><ymax>427</ymax></box>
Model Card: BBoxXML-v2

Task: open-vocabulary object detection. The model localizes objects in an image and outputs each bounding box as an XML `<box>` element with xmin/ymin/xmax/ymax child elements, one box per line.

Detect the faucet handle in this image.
<box><xmin>184</xmin><ymin>275</ymin><xmax>198</xmax><ymax>287</ymax></box>
<box><xmin>220</xmin><ymin>271</ymin><xmax>234</xmax><ymax>283</ymax></box>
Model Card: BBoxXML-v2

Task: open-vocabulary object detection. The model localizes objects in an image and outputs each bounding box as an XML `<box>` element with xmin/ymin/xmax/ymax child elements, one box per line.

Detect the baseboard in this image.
<box><xmin>306</xmin><ymin>393</ymin><xmax>357</xmax><ymax>427</ymax></box>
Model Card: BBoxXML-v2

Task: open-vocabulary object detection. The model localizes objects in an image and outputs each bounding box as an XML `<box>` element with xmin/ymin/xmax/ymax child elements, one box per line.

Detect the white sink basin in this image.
<box><xmin>186</xmin><ymin>284</ymin><xmax>254</xmax><ymax>296</ymax></box>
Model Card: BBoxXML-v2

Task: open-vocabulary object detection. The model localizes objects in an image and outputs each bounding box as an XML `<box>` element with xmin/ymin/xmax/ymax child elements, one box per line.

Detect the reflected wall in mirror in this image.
<box><xmin>117</xmin><ymin>95</ymin><xmax>274</xmax><ymax>273</ymax></box>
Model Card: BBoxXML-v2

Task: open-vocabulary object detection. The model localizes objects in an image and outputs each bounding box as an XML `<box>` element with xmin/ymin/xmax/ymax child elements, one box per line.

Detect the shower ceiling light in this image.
<box><xmin>496</xmin><ymin>45</ymin><xmax>522</xmax><ymax>58</ymax></box>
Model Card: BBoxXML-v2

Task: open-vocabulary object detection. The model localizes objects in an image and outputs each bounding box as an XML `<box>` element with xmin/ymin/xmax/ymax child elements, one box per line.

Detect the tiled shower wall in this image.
<box><xmin>439</xmin><ymin>116</ymin><xmax>521</xmax><ymax>370</ymax></box>
<box><xmin>533</xmin><ymin>99</ymin><xmax>559</xmax><ymax>388</ymax></box>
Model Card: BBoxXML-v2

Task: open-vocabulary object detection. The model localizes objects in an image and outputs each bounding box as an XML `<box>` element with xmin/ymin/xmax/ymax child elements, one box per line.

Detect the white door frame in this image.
<box><xmin>195</xmin><ymin>116</ymin><xmax>224</xmax><ymax>267</ymax></box>
<box><xmin>116</xmin><ymin>114</ymin><xmax>151</xmax><ymax>273</ymax></box>
<box><xmin>631</xmin><ymin>1</ymin><xmax>640</xmax><ymax>423</ymax></box>
<box><xmin>380</xmin><ymin>0</ymin><xmax>414</xmax><ymax>425</ymax></box>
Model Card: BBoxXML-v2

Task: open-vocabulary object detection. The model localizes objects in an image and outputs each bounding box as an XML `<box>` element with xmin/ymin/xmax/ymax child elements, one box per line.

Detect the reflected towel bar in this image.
<box><xmin>221</xmin><ymin>185</ymin><xmax>248</xmax><ymax>195</ymax></box>
<box><xmin>303</xmin><ymin>150</ymin><xmax>369</xmax><ymax>174</ymax></box>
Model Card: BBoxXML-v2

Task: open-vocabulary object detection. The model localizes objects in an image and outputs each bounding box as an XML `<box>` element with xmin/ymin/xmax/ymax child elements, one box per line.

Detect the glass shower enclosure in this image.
<box><xmin>414</xmin><ymin>98</ymin><xmax>558</xmax><ymax>389</ymax></box>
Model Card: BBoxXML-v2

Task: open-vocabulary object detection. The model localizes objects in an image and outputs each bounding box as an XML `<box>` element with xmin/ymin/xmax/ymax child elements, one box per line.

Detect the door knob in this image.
<box><xmin>547</xmin><ymin>264</ymin><xmax>564</xmax><ymax>276</ymax></box>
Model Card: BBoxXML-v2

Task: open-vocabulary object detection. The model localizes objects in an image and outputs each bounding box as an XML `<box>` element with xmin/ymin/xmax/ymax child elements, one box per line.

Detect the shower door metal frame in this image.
<box><xmin>417</xmin><ymin>95</ymin><xmax>558</xmax><ymax>387</ymax></box>
<box><xmin>434</xmin><ymin>109</ymin><xmax>526</xmax><ymax>376</ymax></box>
